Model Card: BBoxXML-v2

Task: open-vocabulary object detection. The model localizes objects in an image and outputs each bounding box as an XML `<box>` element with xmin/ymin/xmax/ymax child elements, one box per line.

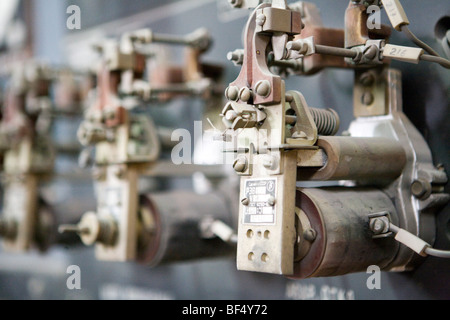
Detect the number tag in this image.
<box><xmin>383</xmin><ymin>44</ymin><xmax>423</xmax><ymax>64</ymax></box>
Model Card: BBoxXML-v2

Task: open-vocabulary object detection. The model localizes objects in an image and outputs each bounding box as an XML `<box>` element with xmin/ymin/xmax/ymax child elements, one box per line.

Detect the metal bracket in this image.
<box><xmin>285</xmin><ymin>90</ymin><xmax>318</xmax><ymax>146</ymax></box>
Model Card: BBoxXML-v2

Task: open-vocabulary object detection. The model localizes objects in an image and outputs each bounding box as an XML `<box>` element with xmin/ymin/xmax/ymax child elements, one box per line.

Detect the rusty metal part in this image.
<box><xmin>345</xmin><ymin>1</ymin><xmax>392</xmax><ymax>49</ymax></box>
<box><xmin>92</xmin><ymin>67</ymin><xmax>125</xmax><ymax>127</ymax></box>
<box><xmin>229</xmin><ymin>3</ymin><xmax>300</xmax><ymax>105</ymax></box>
<box><xmin>289</xmin><ymin>2</ymin><xmax>350</xmax><ymax>74</ymax></box>
<box><xmin>345</xmin><ymin>1</ymin><xmax>370</xmax><ymax>48</ymax></box>
<box><xmin>88</xmin><ymin>42</ymin><xmax>147</xmax><ymax>128</ymax></box>
<box><xmin>149</xmin><ymin>65</ymin><xmax>185</xmax><ymax>101</ymax></box>
<box><xmin>297</xmin><ymin>136</ymin><xmax>407</xmax><ymax>183</ymax></box>
<box><xmin>53</xmin><ymin>71</ymin><xmax>85</xmax><ymax>111</ymax></box>
<box><xmin>354</xmin><ymin>67</ymin><xmax>389</xmax><ymax>117</ymax></box>
<box><xmin>292</xmin><ymin>187</ymin><xmax>400</xmax><ymax>279</ymax></box>
<box><xmin>297</xmin><ymin>149</ymin><xmax>327</xmax><ymax>168</ymax></box>
<box><xmin>137</xmin><ymin>191</ymin><xmax>234</xmax><ymax>266</ymax></box>
<box><xmin>299</xmin><ymin>28</ymin><xmax>349</xmax><ymax>74</ymax></box>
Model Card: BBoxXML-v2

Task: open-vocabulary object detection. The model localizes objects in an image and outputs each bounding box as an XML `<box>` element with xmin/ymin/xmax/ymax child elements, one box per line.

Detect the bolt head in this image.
<box><xmin>255</xmin><ymin>80</ymin><xmax>271</xmax><ymax>98</ymax></box>
<box><xmin>256</xmin><ymin>14</ymin><xmax>266</xmax><ymax>26</ymax></box>
<box><xmin>241</xmin><ymin>197</ymin><xmax>250</xmax><ymax>206</ymax></box>
<box><xmin>233</xmin><ymin>156</ymin><xmax>247</xmax><ymax>173</ymax></box>
<box><xmin>239</xmin><ymin>87</ymin><xmax>252</xmax><ymax>102</ymax></box>
<box><xmin>225</xmin><ymin>86</ymin><xmax>239</xmax><ymax>101</ymax></box>
<box><xmin>373</xmin><ymin>219</ymin><xmax>385</xmax><ymax>233</ymax></box>
<box><xmin>369</xmin><ymin>217</ymin><xmax>389</xmax><ymax>235</ymax></box>
<box><xmin>411</xmin><ymin>179</ymin><xmax>432</xmax><ymax>199</ymax></box>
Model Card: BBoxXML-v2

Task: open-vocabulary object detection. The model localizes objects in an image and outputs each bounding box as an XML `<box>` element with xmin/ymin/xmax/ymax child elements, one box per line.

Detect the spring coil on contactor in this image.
<box><xmin>309</xmin><ymin>108</ymin><xmax>340</xmax><ymax>136</ymax></box>
<box><xmin>286</xmin><ymin>107</ymin><xmax>340</xmax><ymax>136</ymax></box>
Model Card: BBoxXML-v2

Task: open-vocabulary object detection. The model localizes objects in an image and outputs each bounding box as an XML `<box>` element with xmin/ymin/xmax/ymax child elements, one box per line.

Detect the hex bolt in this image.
<box><xmin>225</xmin><ymin>86</ymin><xmax>239</xmax><ymax>101</ymax></box>
<box><xmin>370</xmin><ymin>218</ymin><xmax>386</xmax><ymax>235</ymax></box>
<box><xmin>255</xmin><ymin>80</ymin><xmax>271</xmax><ymax>97</ymax></box>
<box><xmin>411</xmin><ymin>179</ymin><xmax>432</xmax><ymax>199</ymax></box>
<box><xmin>241</xmin><ymin>198</ymin><xmax>250</xmax><ymax>206</ymax></box>
<box><xmin>239</xmin><ymin>87</ymin><xmax>252</xmax><ymax>102</ymax></box>
<box><xmin>233</xmin><ymin>156</ymin><xmax>247</xmax><ymax>173</ymax></box>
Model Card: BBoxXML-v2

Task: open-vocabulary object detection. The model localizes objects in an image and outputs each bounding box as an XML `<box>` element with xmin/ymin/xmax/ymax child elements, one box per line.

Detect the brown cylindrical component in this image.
<box><xmin>292</xmin><ymin>187</ymin><xmax>400</xmax><ymax>279</ymax></box>
<box><xmin>137</xmin><ymin>191</ymin><xmax>235</xmax><ymax>266</ymax></box>
<box><xmin>297</xmin><ymin>136</ymin><xmax>407</xmax><ymax>183</ymax></box>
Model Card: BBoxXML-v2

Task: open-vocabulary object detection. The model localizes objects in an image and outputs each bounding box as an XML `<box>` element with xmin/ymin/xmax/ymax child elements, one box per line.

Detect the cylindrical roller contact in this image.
<box><xmin>292</xmin><ymin>187</ymin><xmax>400</xmax><ymax>279</ymax></box>
<box><xmin>297</xmin><ymin>136</ymin><xmax>407</xmax><ymax>183</ymax></box>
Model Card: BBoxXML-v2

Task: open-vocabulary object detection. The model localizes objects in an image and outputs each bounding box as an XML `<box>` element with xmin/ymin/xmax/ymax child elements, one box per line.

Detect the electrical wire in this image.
<box><xmin>425</xmin><ymin>247</ymin><xmax>450</xmax><ymax>259</ymax></box>
<box><xmin>420</xmin><ymin>54</ymin><xmax>450</xmax><ymax>69</ymax></box>
<box><xmin>400</xmin><ymin>25</ymin><xmax>441</xmax><ymax>57</ymax></box>
<box><xmin>288</xmin><ymin>40</ymin><xmax>450</xmax><ymax>70</ymax></box>
<box><xmin>388</xmin><ymin>223</ymin><xmax>450</xmax><ymax>259</ymax></box>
